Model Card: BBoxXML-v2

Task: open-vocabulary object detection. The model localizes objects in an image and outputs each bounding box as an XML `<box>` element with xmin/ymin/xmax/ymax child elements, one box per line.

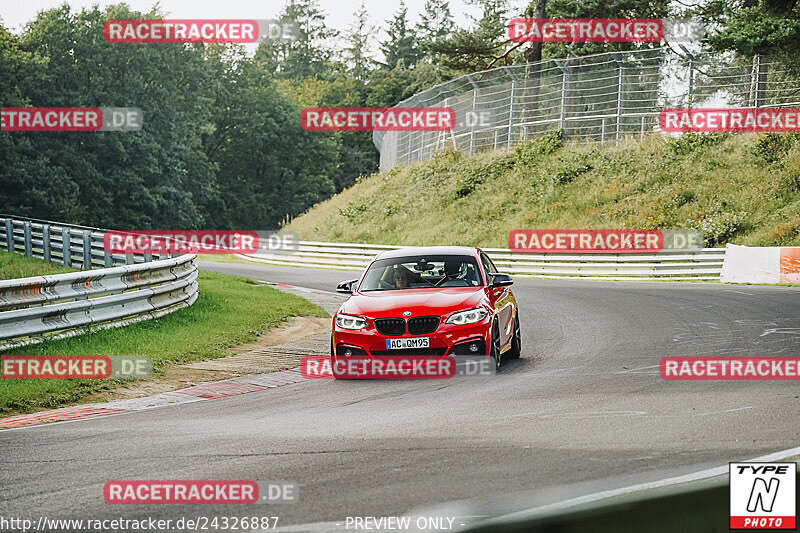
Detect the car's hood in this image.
<box><xmin>340</xmin><ymin>287</ymin><xmax>486</xmax><ymax>318</ymax></box>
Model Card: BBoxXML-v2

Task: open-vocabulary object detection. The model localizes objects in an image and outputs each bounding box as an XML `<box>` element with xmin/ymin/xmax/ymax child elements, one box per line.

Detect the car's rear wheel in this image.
<box><xmin>506</xmin><ymin>312</ymin><xmax>521</xmax><ymax>360</ymax></box>
<box><xmin>490</xmin><ymin>321</ymin><xmax>502</xmax><ymax>370</ymax></box>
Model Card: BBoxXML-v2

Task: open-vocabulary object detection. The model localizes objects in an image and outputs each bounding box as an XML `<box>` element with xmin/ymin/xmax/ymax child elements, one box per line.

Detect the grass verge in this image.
<box><xmin>0</xmin><ymin>268</ymin><xmax>328</xmax><ymax>415</ymax></box>
<box><xmin>287</xmin><ymin>132</ymin><xmax>800</xmax><ymax>248</ymax></box>
<box><xmin>0</xmin><ymin>250</ymin><xmax>76</xmax><ymax>279</ymax></box>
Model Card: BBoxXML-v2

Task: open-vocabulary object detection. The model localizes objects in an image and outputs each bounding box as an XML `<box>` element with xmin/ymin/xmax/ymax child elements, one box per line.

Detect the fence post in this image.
<box><xmin>678</xmin><ymin>44</ymin><xmax>695</xmax><ymax>109</ymax></box>
<box><xmin>82</xmin><ymin>231</ymin><xmax>91</xmax><ymax>270</ymax></box>
<box><xmin>503</xmin><ymin>67</ymin><xmax>518</xmax><ymax>148</ymax></box>
<box><xmin>23</xmin><ymin>221</ymin><xmax>32</xmax><ymax>257</ymax></box>
<box><xmin>43</xmin><ymin>224</ymin><xmax>51</xmax><ymax>263</ymax></box>
<box><xmin>62</xmin><ymin>227</ymin><xmax>71</xmax><ymax>267</ymax></box>
<box><xmin>553</xmin><ymin>59</ymin><xmax>568</xmax><ymax>139</ymax></box>
<box><xmin>601</xmin><ymin>117</ymin><xmax>606</xmax><ymax>142</ymax></box>
<box><xmin>612</xmin><ymin>53</ymin><xmax>625</xmax><ymax>142</ymax></box>
<box><xmin>508</xmin><ymin>80</ymin><xmax>516</xmax><ymax>148</ymax></box>
<box><xmin>641</xmin><ymin>116</ymin><xmax>646</xmax><ymax>138</ymax></box>
<box><xmin>749</xmin><ymin>53</ymin><xmax>768</xmax><ymax>107</ymax></box>
<box><xmin>466</xmin><ymin>75</ymin><xmax>479</xmax><ymax>155</ymax></box>
<box><xmin>5</xmin><ymin>219</ymin><xmax>13</xmax><ymax>252</ymax></box>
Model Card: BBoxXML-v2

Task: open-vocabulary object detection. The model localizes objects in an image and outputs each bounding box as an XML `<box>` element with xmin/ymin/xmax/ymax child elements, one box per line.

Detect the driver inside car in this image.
<box><xmin>393</xmin><ymin>266</ymin><xmax>412</xmax><ymax>288</ymax></box>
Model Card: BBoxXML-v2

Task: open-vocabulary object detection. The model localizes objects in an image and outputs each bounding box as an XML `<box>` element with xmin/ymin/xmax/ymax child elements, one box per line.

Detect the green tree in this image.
<box><xmin>432</xmin><ymin>0</ymin><xmax>512</xmax><ymax>74</ymax></box>
<box><xmin>380</xmin><ymin>2</ymin><xmax>422</xmax><ymax>69</ymax></box>
<box><xmin>255</xmin><ymin>0</ymin><xmax>338</xmax><ymax>80</ymax></box>
<box><xmin>343</xmin><ymin>1</ymin><xmax>374</xmax><ymax>81</ymax></box>
<box><xmin>417</xmin><ymin>0</ymin><xmax>456</xmax><ymax>64</ymax></box>
<box><xmin>204</xmin><ymin>50</ymin><xmax>338</xmax><ymax>227</ymax></box>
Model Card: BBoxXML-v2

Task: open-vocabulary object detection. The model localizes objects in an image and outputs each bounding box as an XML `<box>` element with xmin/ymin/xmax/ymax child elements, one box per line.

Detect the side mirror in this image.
<box><xmin>490</xmin><ymin>273</ymin><xmax>513</xmax><ymax>287</ymax></box>
<box><xmin>336</xmin><ymin>279</ymin><xmax>358</xmax><ymax>294</ymax></box>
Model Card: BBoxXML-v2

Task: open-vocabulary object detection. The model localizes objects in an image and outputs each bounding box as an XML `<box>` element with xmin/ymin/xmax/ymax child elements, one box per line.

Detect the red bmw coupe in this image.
<box><xmin>332</xmin><ymin>246</ymin><xmax>520</xmax><ymax>371</ymax></box>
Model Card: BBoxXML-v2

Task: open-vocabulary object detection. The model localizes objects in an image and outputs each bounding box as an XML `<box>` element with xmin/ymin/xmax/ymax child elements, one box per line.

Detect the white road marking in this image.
<box><xmin>616</xmin><ymin>364</ymin><xmax>660</xmax><ymax>374</ymax></box>
<box><xmin>267</xmin><ymin>446</ymin><xmax>800</xmax><ymax>531</ymax></box>
<box><xmin>696</xmin><ymin>406</ymin><xmax>753</xmax><ymax>416</ymax></box>
<box><xmin>509</xmin><ymin>410</ymin><xmax>647</xmax><ymax>420</ymax></box>
<box><xmin>486</xmin><ymin>445</ymin><xmax>800</xmax><ymax>523</ymax></box>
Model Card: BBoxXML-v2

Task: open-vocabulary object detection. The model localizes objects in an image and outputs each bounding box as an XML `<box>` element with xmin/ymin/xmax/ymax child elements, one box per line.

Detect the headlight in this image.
<box><xmin>446</xmin><ymin>308</ymin><xmax>489</xmax><ymax>325</ymax></box>
<box><xmin>336</xmin><ymin>313</ymin><xmax>368</xmax><ymax>330</ymax></box>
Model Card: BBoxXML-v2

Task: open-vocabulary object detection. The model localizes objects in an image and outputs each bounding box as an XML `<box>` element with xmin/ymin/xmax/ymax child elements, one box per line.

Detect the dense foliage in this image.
<box><xmin>1</xmin><ymin>0</ymin><xmax>796</xmax><ymax>229</ymax></box>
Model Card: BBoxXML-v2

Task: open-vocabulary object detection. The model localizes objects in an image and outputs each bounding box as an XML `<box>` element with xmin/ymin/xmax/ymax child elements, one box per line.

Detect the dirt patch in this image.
<box><xmin>83</xmin><ymin>316</ymin><xmax>330</xmax><ymax>404</ymax></box>
<box><xmin>227</xmin><ymin>316</ymin><xmax>330</xmax><ymax>353</ymax></box>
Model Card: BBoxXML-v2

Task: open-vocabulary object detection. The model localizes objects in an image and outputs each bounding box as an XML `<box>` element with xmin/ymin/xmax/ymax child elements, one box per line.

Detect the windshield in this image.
<box><xmin>359</xmin><ymin>255</ymin><xmax>483</xmax><ymax>291</ymax></box>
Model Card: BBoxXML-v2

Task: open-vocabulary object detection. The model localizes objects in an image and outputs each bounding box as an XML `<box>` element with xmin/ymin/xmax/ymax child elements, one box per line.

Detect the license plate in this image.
<box><xmin>386</xmin><ymin>337</ymin><xmax>430</xmax><ymax>350</ymax></box>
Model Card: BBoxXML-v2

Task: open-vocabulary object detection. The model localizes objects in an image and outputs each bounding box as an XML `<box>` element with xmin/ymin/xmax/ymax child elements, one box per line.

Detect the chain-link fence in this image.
<box><xmin>373</xmin><ymin>47</ymin><xmax>800</xmax><ymax>171</ymax></box>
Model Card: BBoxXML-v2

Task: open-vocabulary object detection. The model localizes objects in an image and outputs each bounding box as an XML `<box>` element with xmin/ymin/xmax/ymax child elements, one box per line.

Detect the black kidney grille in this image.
<box><xmin>375</xmin><ymin>318</ymin><xmax>406</xmax><ymax>336</ymax></box>
<box><xmin>407</xmin><ymin>316</ymin><xmax>440</xmax><ymax>335</ymax></box>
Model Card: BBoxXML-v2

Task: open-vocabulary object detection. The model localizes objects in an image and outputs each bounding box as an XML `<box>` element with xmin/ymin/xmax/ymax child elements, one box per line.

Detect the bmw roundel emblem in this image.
<box><xmin>403</xmin><ymin>311</ymin><xmax>411</xmax><ymax>317</ymax></box>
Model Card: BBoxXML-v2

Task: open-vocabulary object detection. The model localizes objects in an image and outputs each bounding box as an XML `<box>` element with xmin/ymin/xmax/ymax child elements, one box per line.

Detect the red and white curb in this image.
<box><xmin>0</xmin><ymin>368</ymin><xmax>307</xmax><ymax>430</ymax></box>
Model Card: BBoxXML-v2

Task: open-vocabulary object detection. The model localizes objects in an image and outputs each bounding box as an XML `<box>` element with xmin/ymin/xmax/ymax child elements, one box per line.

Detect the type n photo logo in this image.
<box><xmin>730</xmin><ymin>462</ymin><xmax>796</xmax><ymax>529</ymax></box>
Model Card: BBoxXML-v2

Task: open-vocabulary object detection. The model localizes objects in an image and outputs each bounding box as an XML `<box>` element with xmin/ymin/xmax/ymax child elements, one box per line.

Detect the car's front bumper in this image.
<box><xmin>332</xmin><ymin>318</ymin><xmax>490</xmax><ymax>359</ymax></box>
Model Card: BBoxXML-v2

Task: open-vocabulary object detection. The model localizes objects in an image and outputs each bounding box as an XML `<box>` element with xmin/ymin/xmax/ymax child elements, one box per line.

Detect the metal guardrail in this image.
<box><xmin>240</xmin><ymin>240</ymin><xmax>726</xmax><ymax>281</ymax></box>
<box><xmin>0</xmin><ymin>216</ymin><xmax>199</xmax><ymax>350</ymax></box>
<box><xmin>1</xmin><ymin>215</ymin><xmax>174</xmax><ymax>269</ymax></box>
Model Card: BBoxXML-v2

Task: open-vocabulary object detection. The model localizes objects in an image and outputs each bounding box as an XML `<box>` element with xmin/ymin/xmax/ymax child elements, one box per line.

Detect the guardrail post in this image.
<box><xmin>23</xmin><ymin>221</ymin><xmax>32</xmax><ymax>257</ymax></box>
<box><xmin>43</xmin><ymin>224</ymin><xmax>51</xmax><ymax>263</ymax></box>
<box><xmin>5</xmin><ymin>219</ymin><xmax>13</xmax><ymax>252</ymax></box>
<box><xmin>62</xmin><ymin>228</ymin><xmax>71</xmax><ymax>267</ymax></box>
<box><xmin>82</xmin><ymin>231</ymin><xmax>92</xmax><ymax>270</ymax></box>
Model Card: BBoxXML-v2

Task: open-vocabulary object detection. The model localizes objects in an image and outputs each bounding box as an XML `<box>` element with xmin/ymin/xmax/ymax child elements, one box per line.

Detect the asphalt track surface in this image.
<box><xmin>1</xmin><ymin>261</ymin><xmax>799</xmax><ymax>531</ymax></box>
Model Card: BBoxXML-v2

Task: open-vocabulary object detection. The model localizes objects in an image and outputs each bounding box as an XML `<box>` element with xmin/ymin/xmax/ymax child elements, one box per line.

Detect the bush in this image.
<box><xmin>752</xmin><ymin>133</ymin><xmax>800</xmax><ymax>163</ymax></box>
<box><xmin>553</xmin><ymin>164</ymin><xmax>592</xmax><ymax>185</ymax></box>
<box><xmin>689</xmin><ymin>211</ymin><xmax>749</xmax><ymax>246</ymax></box>
<box><xmin>667</xmin><ymin>132</ymin><xmax>729</xmax><ymax>155</ymax></box>
<box><xmin>514</xmin><ymin>131</ymin><xmax>563</xmax><ymax>166</ymax></box>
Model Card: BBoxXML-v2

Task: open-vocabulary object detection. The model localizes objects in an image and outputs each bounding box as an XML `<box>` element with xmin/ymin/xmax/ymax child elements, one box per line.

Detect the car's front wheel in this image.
<box><xmin>506</xmin><ymin>312</ymin><xmax>521</xmax><ymax>360</ymax></box>
<box><xmin>490</xmin><ymin>321</ymin><xmax>502</xmax><ymax>370</ymax></box>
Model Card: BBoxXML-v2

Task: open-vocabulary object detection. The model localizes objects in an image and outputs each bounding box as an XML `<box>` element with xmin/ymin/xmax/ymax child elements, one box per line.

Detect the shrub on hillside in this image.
<box><xmin>667</xmin><ymin>132</ymin><xmax>729</xmax><ymax>155</ymax></box>
<box><xmin>514</xmin><ymin>131</ymin><xmax>563</xmax><ymax>166</ymax></box>
<box><xmin>753</xmin><ymin>133</ymin><xmax>800</xmax><ymax>164</ymax></box>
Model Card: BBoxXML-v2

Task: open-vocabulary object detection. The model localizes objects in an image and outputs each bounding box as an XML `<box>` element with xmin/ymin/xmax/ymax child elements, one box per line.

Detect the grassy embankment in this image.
<box><xmin>286</xmin><ymin>132</ymin><xmax>800</xmax><ymax>248</ymax></box>
<box><xmin>0</xmin><ymin>250</ymin><xmax>327</xmax><ymax>414</ymax></box>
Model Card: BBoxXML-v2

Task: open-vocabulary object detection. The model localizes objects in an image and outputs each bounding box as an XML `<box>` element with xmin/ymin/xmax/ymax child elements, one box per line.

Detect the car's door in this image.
<box><xmin>480</xmin><ymin>251</ymin><xmax>515</xmax><ymax>349</ymax></box>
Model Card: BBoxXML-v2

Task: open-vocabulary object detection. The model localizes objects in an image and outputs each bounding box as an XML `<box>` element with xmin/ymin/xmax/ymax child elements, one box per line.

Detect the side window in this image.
<box><xmin>480</xmin><ymin>252</ymin><xmax>497</xmax><ymax>280</ymax></box>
